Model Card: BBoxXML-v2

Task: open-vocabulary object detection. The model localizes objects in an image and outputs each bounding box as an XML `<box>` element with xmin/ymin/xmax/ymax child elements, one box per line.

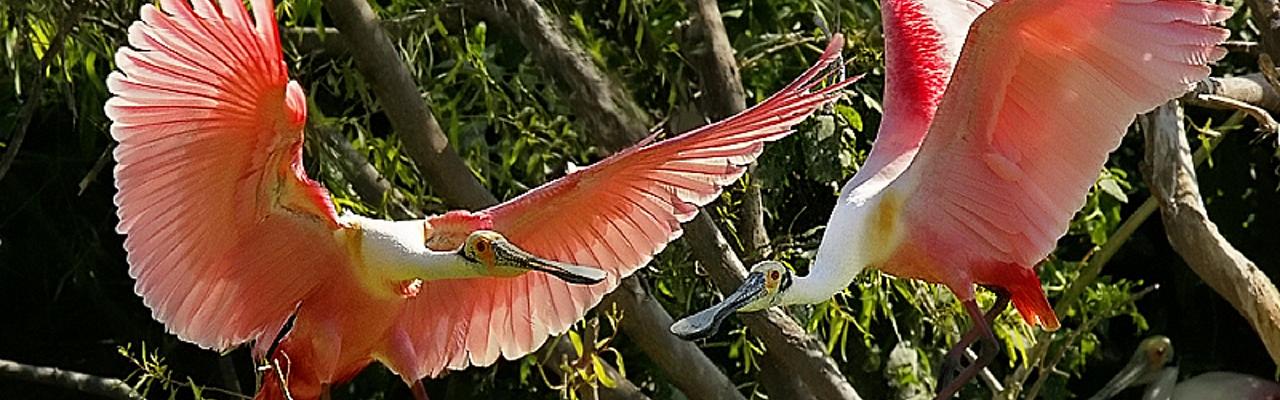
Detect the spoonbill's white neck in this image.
<box><xmin>336</xmin><ymin>214</ymin><xmax>607</xmax><ymax>291</ymax></box>
<box><xmin>779</xmin><ymin>180</ymin><xmax>907</xmax><ymax>306</ymax></box>
<box><xmin>338</xmin><ymin>214</ymin><xmax>476</xmax><ymax>282</ymax></box>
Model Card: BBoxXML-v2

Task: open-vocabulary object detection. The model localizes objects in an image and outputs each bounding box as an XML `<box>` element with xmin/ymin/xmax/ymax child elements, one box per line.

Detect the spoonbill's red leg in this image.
<box><xmin>412</xmin><ymin>379</ymin><xmax>430</xmax><ymax>400</ymax></box>
<box><xmin>936</xmin><ymin>288</ymin><xmax>1010</xmax><ymax>399</ymax></box>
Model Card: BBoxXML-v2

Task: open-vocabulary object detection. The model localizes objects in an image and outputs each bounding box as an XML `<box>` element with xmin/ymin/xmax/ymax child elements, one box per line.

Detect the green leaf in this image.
<box><xmin>568</xmin><ymin>331</ymin><xmax>583</xmax><ymax>356</ymax></box>
<box><xmin>593</xmin><ymin>357</ymin><xmax>616</xmax><ymax>388</ymax></box>
<box><xmin>1098</xmin><ymin>179</ymin><xmax>1128</xmax><ymax>203</ymax></box>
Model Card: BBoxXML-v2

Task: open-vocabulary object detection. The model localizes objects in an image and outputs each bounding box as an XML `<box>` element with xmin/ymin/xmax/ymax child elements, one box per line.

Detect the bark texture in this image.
<box><xmin>1139</xmin><ymin>102</ymin><xmax>1280</xmax><ymax>365</ymax></box>
<box><xmin>324</xmin><ymin>0</ymin><xmax>496</xmax><ymax>210</ymax></box>
<box><xmin>681</xmin><ymin>1</ymin><xmax>810</xmax><ymax>397</ymax></box>
<box><xmin>463</xmin><ymin>0</ymin><xmax>649</xmax><ymax>153</ymax></box>
<box><xmin>466</xmin><ymin>0</ymin><xmax>864</xmax><ymax>398</ymax></box>
<box><xmin>321</xmin><ymin>1</ymin><xmax>656</xmax><ymax>397</ymax></box>
<box><xmin>0</xmin><ymin>359</ymin><xmax>142</xmax><ymax>400</ymax></box>
<box><xmin>466</xmin><ymin>0</ymin><xmax>863</xmax><ymax>398</ymax></box>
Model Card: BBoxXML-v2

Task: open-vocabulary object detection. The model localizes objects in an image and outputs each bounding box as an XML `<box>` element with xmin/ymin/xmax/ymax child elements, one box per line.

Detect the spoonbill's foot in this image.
<box><xmin>935</xmin><ymin>288</ymin><xmax>1010</xmax><ymax>399</ymax></box>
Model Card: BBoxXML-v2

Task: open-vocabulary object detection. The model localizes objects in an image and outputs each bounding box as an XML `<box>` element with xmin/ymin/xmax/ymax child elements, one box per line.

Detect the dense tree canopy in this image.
<box><xmin>1</xmin><ymin>0</ymin><xmax>1277</xmax><ymax>399</ymax></box>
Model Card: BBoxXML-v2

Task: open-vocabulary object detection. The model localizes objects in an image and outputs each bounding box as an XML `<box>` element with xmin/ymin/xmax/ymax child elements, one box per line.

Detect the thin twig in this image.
<box><xmin>1023</xmin><ymin>285</ymin><xmax>1159</xmax><ymax>400</ymax></box>
<box><xmin>0</xmin><ymin>1</ymin><xmax>86</xmax><ymax>182</ymax></box>
<box><xmin>78</xmin><ymin>143</ymin><xmax>114</xmax><ymax>195</ymax></box>
<box><xmin>1191</xmin><ymin>94</ymin><xmax>1280</xmax><ymax>137</ymax></box>
<box><xmin>963</xmin><ymin>348</ymin><xmax>1004</xmax><ymax>393</ymax></box>
<box><xmin>1224</xmin><ymin>40</ymin><xmax>1260</xmax><ymax>55</ymax></box>
<box><xmin>740</xmin><ymin>36</ymin><xmax>822</xmax><ymax>71</ymax></box>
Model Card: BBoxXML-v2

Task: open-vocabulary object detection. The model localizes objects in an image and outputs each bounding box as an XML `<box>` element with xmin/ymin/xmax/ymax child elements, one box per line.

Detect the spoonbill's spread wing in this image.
<box><xmin>107</xmin><ymin>0</ymin><xmax>345</xmax><ymax>353</ymax></box>
<box><xmin>894</xmin><ymin>0</ymin><xmax>1229</xmax><ymax>326</ymax></box>
<box><xmin>850</xmin><ymin>0</ymin><xmax>993</xmax><ymax>192</ymax></box>
<box><xmin>389</xmin><ymin>36</ymin><xmax>859</xmax><ymax>377</ymax></box>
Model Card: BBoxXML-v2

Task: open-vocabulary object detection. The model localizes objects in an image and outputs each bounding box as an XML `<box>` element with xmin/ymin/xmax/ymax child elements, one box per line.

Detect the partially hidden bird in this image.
<box><xmin>670</xmin><ymin>0</ymin><xmax>1231</xmax><ymax>397</ymax></box>
<box><xmin>105</xmin><ymin>0</ymin><xmax>856</xmax><ymax>398</ymax></box>
<box><xmin>1089</xmin><ymin>336</ymin><xmax>1280</xmax><ymax>400</ymax></box>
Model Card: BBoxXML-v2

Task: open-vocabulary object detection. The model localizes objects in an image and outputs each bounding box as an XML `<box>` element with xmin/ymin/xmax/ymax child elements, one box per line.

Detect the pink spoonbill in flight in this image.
<box><xmin>104</xmin><ymin>0</ymin><xmax>857</xmax><ymax>398</ymax></box>
<box><xmin>1089</xmin><ymin>336</ymin><xmax>1280</xmax><ymax>400</ymax></box>
<box><xmin>671</xmin><ymin>0</ymin><xmax>1231</xmax><ymax>398</ymax></box>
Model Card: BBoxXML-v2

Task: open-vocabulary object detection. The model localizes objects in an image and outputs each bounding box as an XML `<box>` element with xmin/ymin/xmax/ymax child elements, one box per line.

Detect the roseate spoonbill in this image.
<box><xmin>105</xmin><ymin>0</ymin><xmax>855</xmax><ymax>398</ymax></box>
<box><xmin>1090</xmin><ymin>336</ymin><xmax>1280</xmax><ymax>400</ymax></box>
<box><xmin>671</xmin><ymin>0</ymin><xmax>1230</xmax><ymax>397</ymax></box>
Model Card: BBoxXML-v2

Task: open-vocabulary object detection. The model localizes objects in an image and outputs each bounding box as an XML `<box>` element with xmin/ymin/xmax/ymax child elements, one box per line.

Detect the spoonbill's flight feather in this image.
<box><xmin>673</xmin><ymin>0</ymin><xmax>1229</xmax><ymax>397</ymax></box>
<box><xmin>106</xmin><ymin>0</ymin><xmax>858</xmax><ymax>397</ymax></box>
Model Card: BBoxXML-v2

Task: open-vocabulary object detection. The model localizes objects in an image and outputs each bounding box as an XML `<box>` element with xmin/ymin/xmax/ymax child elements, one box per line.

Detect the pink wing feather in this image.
<box><xmin>849</xmin><ymin>0</ymin><xmax>992</xmax><ymax>194</ymax></box>
<box><xmin>894</xmin><ymin>0</ymin><xmax>1229</xmax><ymax>323</ymax></box>
<box><xmin>107</xmin><ymin>0</ymin><xmax>345</xmax><ymax>352</ymax></box>
<box><xmin>388</xmin><ymin>36</ymin><xmax>859</xmax><ymax>377</ymax></box>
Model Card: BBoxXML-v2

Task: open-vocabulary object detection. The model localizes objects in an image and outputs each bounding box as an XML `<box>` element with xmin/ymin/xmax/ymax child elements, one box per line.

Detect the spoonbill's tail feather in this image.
<box><xmin>107</xmin><ymin>0</ymin><xmax>345</xmax><ymax>354</ymax></box>
<box><xmin>1003</xmin><ymin>264</ymin><xmax>1060</xmax><ymax>330</ymax></box>
<box><xmin>390</xmin><ymin>35</ymin><xmax>861</xmax><ymax>378</ymax></box>
<box><xmin>889</xmin><ymin>0</ymin><xmax>1228</xmax><ymax>330</ymax></box>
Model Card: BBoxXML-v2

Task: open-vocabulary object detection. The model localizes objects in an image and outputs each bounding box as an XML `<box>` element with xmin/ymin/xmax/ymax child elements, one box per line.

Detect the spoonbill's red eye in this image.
<box><xmin>475</xmin><ymin>240</ymin><xmax>489</xmax><ymax>253</ymax></box>
<box><xmin>769</xmin><ymin>270</ymin><xmax>780</xmax><ymax>281</ymax></box>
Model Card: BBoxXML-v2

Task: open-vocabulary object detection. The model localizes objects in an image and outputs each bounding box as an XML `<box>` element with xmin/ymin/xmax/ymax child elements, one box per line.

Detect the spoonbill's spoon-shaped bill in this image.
<box><xmin>673</xmin><ymin>0</ymin><xmax>1230</xmax><ymax>396</ymax></box>
<box><xmin>1089</xmin><ymin>336</ymin><xmax>1280</xmax><ymax>400</ymax></box>
<box><xmin>105</xmin><ymin>0</ymin><xmax>858</xmax><ymax>397</ymax></box>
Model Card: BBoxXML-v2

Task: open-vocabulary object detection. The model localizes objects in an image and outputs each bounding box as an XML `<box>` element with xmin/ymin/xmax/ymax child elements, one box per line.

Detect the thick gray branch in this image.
<box><xmin>680</xmin><ymin>3</ymin><xmax>805</xmax><ymax>396</ymax></box>
<box><xmin>323</xmin><ymin>0</ymin><xmax>496</xmax><ymax>209</ymax></box>
<box><xmin>317</xmin><ymin>1</ymin><xmax>650</xmax><ymax>395</ymax></box>
<box><xmin>1183</xmin><ymin>72</ymin><xmax>1280</xmax><ymax>115</ymax></box>
<box><xmin>1139</xmin><ymin>101</ymin><xmax>1280</xmax><ymax>365</ymax></box>
<box><xmin>686</xmin><ymin>214</ymin><xmax>864</xmax><ymax>400</ymax></box>
<box><xmin>468</xmin><ymin>0</ymin><xmax>862</xmax><ymax>398</ymax></box>
<box><xmin>1245</xmin><ymin>0</ymin><xmax>1280</xmax><ymax>61</ymax></box>
<box><xmin>601</xmin><ymin>279</ymin><xmax>745</xmax><ymax>400</ymax></box>
<box><xmin>0</xmin><ymin>359</ymin><xmax>141</xmax><ymax>400</ymax></box>
<box><xmin>682</xmin><ymin>0</ymin><xmax>773</xmax><ymax>261</ymax></box>
<box><xmin>464</xmin><ymin>0</ymin><xmax>649</xmax><ymax>152</ymax></box>
<box><xmin>310</xmin><ymin>123</ymin><xmax>419</xmax><ymax>219</ymax></box>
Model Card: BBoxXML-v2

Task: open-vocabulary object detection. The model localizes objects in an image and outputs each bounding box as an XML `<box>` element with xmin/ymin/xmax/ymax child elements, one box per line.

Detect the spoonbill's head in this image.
<box><xmin>1089</xmin><ymin>335</ymin><xmax>1174</xmax><ymax>400</ymax></box>
<box><xmin>669</xmin><ymin>261</ymin><xmax>792</xmax><ymax>340</ymax></box>
<box><xmin>460</xmin><ymin>230</ymin><xmax>607</xmax><ymax>285</ymax></box>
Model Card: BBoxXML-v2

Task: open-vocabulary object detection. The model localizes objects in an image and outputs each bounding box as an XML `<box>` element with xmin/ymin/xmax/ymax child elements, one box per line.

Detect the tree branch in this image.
<box><xmin>467</xmin><ymin>1</ymin><xmax>862</xmax><ymax>398</ymax></box>
<box><xmin>323</xmin><ymin>0</ymin><xmax>496</xmax><ymax>210</ymax></box>
<box><xmin>600</xmin><ymin>279</ymin><xmax>745</xmax><ymax>400</ymax></box>
<box><xmin>1139</xmin><ymin>101</ymin><xmax>1280</xmax><ymax>365</ymax></box>
<box><xmin>308</xmin><ymin>122</ymin><xmax>419</xmax><ymax>219</ymax></box>
<box><xmin>1245</xmin><ymin>0</ymin><xmax>1280</xmax><ymax>61</ymax></box>
<box><xmin>682</xmin><ymin>0</ymin><xmax>772</xmax><ymax>261</ymax></box>
<box><xmin>680</xmin><ymin>1</ymin><xmax>808</xmax><ymax>398</ymax></box>
<box><xmin>1183</xmin><ymin>71</ymin><xmax>1280</xmax><ymax>115</ymax></box>
<box><xmin>462</xmin><ymin>0</ymin><xmax>649</xmax><ymax>153</ymax></box>
<box><xmin>0</xmin><ymin>359</ymin><xmax>142</xmax><ymax>400</ymax></box>
<box><xmin>0</xmin><ymin>1</ymin><xmax>84</xmax><ymax>183</ymax></box>
<box><xmin>317</xmin><ymin>1</ymin><xmax>653</xmax><ymax>397</ymax></box>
